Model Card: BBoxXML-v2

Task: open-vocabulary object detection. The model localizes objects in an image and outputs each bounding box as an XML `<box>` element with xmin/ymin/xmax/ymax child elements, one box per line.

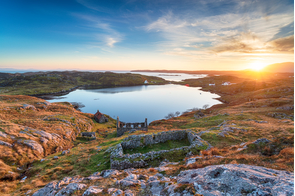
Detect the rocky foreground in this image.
<box><xmin>30</xmin><ymin>163</ymin><xmax>294</xmax><ymax>196</ymax></box>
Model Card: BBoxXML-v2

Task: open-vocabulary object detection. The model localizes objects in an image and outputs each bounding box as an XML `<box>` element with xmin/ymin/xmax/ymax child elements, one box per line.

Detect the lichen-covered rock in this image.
<box><xmin>146</xmin><ymin>180</ymin><xmax>165</xmax><ymax>196</ymax></box>
<box><xmin>32</xmin><ymin>181</ymin><xmax>58</xmax><ymax>196</ymax></box>
<box><xmin>0</xmin><ymin>131</ymin><xmax>7</xmax><ymax>138</ymax></box>
<box><xmin>109</xmin><ymin>188</ymin><xmax>124</xmax><ymax>196</ymax></box>
<box><xmin>124</xmin><ymin>189</ymin><xmax>135</xmax><ymax>196</ymax></box>
<box><xmin>85</xmin><ymin>172</ymin><xmax>102</xmax><ymax>180</ymax></box>
<box><xmin>110</xmin><ymin>144</ymin><xmax>124</xmax><ymax>158</ymax></box>
<box><xmin>100</xmin><ymin>169</ymin><xmax>120</xmax><ymax>178</ymax></box>
<box><xmin>62</xmin><ymin>149</ymin><xmax>70</xmax><ymax>155</ymax></box>
<box><xmin>81</xmin><ymin>132</ymin><xmax>95</xmax><ymax>137</ymax></box>
<box><xmin>252</xmin><ymin>138</ymin><xmax>270</xmax><ymax>144</ymax></box>
<box><xmin>0</xmin><ymin>140</ymin><xmax>12</xmax><ymax>147</ymax></box>
<box><xmin>82</xmin><ymin>186</ymin><xmax>103</xmax><ymax>196</ymax></box>
<box><xmin>33</xmin><ymin>129</ymin><xmax>54</xmax><ymax>140</ymax></box>
<box><xmin>116</xmin><ymin>174</ymin><xmax>142</xmax><ymax>188</ymax></box>
<box><xmin>185</xmin><ymin>157</ymin><xmax>197</xmax><ymax>165</ymax></box>
<box><xmin>175</xmin><ymin>164</ymin><xmax>294</xmax><ymax>196</ymax></box>
<box><xmin>22</xmin><ymin>104</ymin><xmax>36</xmax><ymax>110</ymax></box>
<box><xmin>22</xmin><ymin>140</ymin><xmax>44</xmax><ymax>154</ymax></box>
<box><xmin>56</xmin><ymin>176</ymin><xmax>84</xmax><ymax>188</ymax></box>
<box><xmin>55</xmin><ymin>183</ymin><xmax>87</xmax><ymax>196</ymax></box>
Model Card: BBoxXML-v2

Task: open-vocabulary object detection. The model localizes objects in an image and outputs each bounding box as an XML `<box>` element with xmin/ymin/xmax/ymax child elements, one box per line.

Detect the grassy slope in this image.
<box><xmin>0</xmin><ymin>70</ymin><xmax>293</xmax><ymax>195</ymax></box>
<box><xmin>150</xmin><ymin>71</ymin><xmax>293</xmax><ymax>171</ymax></box>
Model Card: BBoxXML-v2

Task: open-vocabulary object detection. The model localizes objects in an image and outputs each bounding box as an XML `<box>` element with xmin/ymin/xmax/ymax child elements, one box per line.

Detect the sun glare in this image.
<box><xmin>250</xmin><ymin>62</ymin><xmax>266</xmax><ymax>71</ymax></box>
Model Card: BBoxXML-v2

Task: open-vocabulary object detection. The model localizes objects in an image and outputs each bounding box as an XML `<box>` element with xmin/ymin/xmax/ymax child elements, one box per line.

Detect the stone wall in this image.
<box><xmin>116</xmin><ymin>117</ymin><xmax>148</xmax><ymax>137</ymax></box>
<box><xmin>81</xmin><ymin>132</ymin><xmax>96</xmax><ymax>140</ymax></box>
<box><xmin>110</xmin><ymin>130</ymin><xmax>210</xmax><ymax>170</ymax></box>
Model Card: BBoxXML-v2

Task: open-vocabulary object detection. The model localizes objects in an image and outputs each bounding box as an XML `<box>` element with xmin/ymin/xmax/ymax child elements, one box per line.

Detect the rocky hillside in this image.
<box><xmin>0</xmin><ymin>95</ymin><xmax>116</xmax><ymax>184</ymax></box>
<box><xmin>0</xmin><ymin>71</ymin><xmax>293</xmax><ymax>195</ymax></box>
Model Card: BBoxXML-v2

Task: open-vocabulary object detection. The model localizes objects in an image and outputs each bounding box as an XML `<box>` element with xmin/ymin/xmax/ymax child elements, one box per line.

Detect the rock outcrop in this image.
<box><xmin>0</xmin><ymin>95</ymin><xmax>96</xmax><ymax>178</ymax></box>
<box><xmin>31</xmin><ymin>164</ymin><xmax>294</xmax><ymax>196</ymax></box>
<box><xmin>172</xmin><ymin>164</ymin><xmax>294</xmax><ymax>196</ymax></box>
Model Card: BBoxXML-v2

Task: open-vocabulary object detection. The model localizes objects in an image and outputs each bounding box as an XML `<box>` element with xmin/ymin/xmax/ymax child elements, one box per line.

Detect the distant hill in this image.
<box><xmin>262</xmin><ymin>62</ymin><xmax>294</xmax><ymax>73</ymax></box>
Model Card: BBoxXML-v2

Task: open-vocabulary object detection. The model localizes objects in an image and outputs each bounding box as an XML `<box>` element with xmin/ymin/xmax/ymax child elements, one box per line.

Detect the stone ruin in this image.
<box><xmin>81</xmin><ymin>132</ymin><xmax>96</xmax><ymax>140</ymax></box>
<box><xmin>94</xmin><ymin>110</ymin><xmax>108</xmax><ymax>123</ymax></box>
<box><xmin>110</xmin><ymin>130</ymin><xmax>210</xmax><ymax>170</ymax></box>
<box><xmin>116</xmin><ymin>117</ymin><xmax>148</xmax><ymax>137</ymax></box>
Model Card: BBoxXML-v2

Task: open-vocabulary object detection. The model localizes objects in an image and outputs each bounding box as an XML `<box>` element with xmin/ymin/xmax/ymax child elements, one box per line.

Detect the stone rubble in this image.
<box><xmin>0</xmin><ymin>139</ymin><xmax>12</xmax><ymax>147</ymax></box>
<box><xmin>82</xmin><ymin>186</ymin><xmax>103</xmax><ymax>196</ymax></box>
<box><xmin>31</xmin><ymin>163</ymin><xmax>294</xmax><ymax>196</ymax></box>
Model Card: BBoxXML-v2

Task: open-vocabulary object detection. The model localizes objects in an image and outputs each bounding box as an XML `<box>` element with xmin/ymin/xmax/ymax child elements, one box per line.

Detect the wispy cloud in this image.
<box><xmin>76</xmin><ymin>0</ymin><xmax>112</xmax><ymax>13</ymax></box>
<box><xmin>105</xmin><ymin>37</ymin><xmax>118</xmax><ymax>47</ymax></box>
<box><xmin>73</xmin><ymin>14</ymin><xmax>123</xmax><ymax>48</ymax></box>
<box><xmin>268</xmin><ymin>35</ymin><xmax>294</xmax><ymax>53</ymax></box>
<box><xmin>144</xmin><ymin>1</ymin><xmax>294</xmax><ymax>60</ymax></box>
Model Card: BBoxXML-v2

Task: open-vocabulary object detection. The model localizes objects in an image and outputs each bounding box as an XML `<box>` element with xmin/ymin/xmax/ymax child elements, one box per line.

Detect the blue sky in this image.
<box><xmin>0</xmin><ymin>0</ymin><xmax>293</xmax><ymax>71</ymax></box>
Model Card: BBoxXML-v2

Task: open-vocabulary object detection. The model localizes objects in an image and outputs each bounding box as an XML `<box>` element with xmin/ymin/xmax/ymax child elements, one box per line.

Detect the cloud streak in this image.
<box><xmin>144</xmin><ymin>1</ymin><xmax>294</xmax><ymax>60</ymax></box>
<box><xmin>73</xmin><ymin>14</ymin><xmax>123</xmax><ymax>48</ymax></box>
<box><xmin>268</xmin><ymin>35</ymin><xmax>294</xmax><ymax>53</ymax></box>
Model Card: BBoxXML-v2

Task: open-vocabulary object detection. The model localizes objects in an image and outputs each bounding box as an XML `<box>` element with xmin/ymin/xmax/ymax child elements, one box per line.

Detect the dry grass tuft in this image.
<box><xmin>31</xmin><ymin>179</ymin><xmax>46</xmax><ymax>187</ymax></box>
<box><xmin>201</xmin><ymin>147</ymin><xmax>222</xmax><ymax>156</ymax></box>
<box><xmin>20</xmin><ymin>184</ymin><xmax>33</xmax><ymax>191</ymax></box>
<box><xmin>279</xmin><ymin>147</ymin><xmax>294</xmax><ymax>158</ymax></box>
<box><xmin>210</xmin><ymin>148</ymin><xmax>222</xmax><ymax>155</ymax></box>
<box><xmin>0</xmin><ymin>182</ymin><xmax>17</xmax><ymax>194</ymax></box>
<box><xmin>148</xmin><ymin>168</ymin><xmax>156</xmax><ymax>173</ymax></box>
<box><xmin>201</xmin><ymin>150</ymin><xmax>210</xmax><ymax>156</ymax></box>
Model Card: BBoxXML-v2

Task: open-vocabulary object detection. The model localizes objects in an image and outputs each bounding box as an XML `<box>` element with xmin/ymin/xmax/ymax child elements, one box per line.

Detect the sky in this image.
<box><xmin>0</xmin><ymin>0</ymin><xmax>294</xmax><ymax>71</ymax></box>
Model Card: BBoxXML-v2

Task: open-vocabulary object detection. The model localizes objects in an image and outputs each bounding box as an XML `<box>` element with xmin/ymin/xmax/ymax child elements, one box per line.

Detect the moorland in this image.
<box><xmin>0</xmin><ymin>70</ymin><xmax>293</xmax><ymax>195</ymax></box>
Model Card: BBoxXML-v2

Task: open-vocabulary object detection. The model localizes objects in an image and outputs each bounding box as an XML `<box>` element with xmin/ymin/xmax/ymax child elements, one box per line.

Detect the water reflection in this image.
<box><xmin>47</xmin><ymin>84</ymin><xmax>221</xmax><ymax>123</ymax></box>
<box><xmin>84</xmin><ymin>85</ymin><xmax>146</xmax><ymax>94</ymax></box>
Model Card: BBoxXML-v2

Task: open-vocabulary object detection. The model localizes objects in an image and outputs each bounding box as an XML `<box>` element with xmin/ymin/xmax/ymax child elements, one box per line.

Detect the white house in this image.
<box><xmin>144</xmin><ymin>80</ymin><xmax>149</xmax><ymax>84</ymax></box>
<box><xmin>222</xmin><ymin>82</ymin><xmax>231</xmax><ymax>85</ymax></box>
<box><xmin>209</xmin><ymin>83</ymin><xmax>215</xmax><ymax>86</ymax></box>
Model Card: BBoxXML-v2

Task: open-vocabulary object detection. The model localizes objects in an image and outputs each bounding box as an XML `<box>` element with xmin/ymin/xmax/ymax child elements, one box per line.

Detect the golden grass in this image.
<box><xmin>0</xmin><ymin>181</ymin><xmax>17</xmax><ymax>194</ymax></box>
<box><xmin>0</xmin><ymin>73</ymin><xmax>294</xmax><ymax>194</ymax></box>
<box><xmin>31</xmin><ymin>179</ymin><xmax>46</xmax><ymax>187</ymax></box>
<box><xmin>279</xmin><ymin>147</ymin><xmax>294</xmax><ymax>157</ymax></box>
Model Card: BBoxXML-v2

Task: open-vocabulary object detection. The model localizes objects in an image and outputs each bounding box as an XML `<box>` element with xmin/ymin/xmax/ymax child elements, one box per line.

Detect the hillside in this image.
<box><xmin>0</xmin><ymin>71</ymin><xmax>168</xmax><ymax>96</ymax></box>
<box><xmin>262</xmin><ymin>62</ymin><xmax>294</xmax><ymax>73</ymax></box>
<box><xmin>0</xmin><ymin>71</ymin><xmax>293</xmax><ymax>195</ymax></box>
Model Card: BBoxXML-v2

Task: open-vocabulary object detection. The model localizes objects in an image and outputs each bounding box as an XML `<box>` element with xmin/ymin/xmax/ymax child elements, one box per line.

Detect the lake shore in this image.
<box><xmin>0</xmin><ymin>70</ymin><xmax>293</xmax><ymax>195</ymax></box>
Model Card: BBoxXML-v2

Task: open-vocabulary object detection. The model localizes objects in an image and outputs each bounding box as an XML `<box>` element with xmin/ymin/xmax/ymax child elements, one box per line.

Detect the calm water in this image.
<box><xmin>117</xmin><ymin>71</ymin><xmax>207</xmax><ymax>82</ymax></box>
<box><xmin>47</xmin><ymin>84</ymin><xmax>221</xmax><ymax>123</ymax></box>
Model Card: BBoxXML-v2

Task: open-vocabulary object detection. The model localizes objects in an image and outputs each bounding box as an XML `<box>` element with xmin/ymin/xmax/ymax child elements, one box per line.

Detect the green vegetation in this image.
<box><xmin>0</xmin><ymin>71</ymin><xmax>168</xmax><ymax>95</ymax></box>
<box><xmin>28</xmin><ymin>136</ymin><xmax>124</xmax><ymax>183</ymax></box>
<box><xmin>201</xmin><ymin>131</ymin><xmax>243</xmax><ymax>148</ymax></box>
<box><xmin>245</xmin><ymin>135</ymin><xmax>294</xmax><ymax>156</ymax></box>
<box><xmin>180</xmin><ymin>114</ymin><xmax>229</xmax><ymax>129</ymax></box>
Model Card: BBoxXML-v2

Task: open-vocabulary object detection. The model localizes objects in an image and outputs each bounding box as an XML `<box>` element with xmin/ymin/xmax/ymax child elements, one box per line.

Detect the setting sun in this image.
<box><xmin>250</xmin><ymin>62</ymin><xmax>267</xmax><ymax>71</ymax></box>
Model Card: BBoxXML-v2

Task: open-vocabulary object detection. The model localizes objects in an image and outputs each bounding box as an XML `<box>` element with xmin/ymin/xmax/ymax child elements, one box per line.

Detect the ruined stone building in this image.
<box><xmin>116</xmin><ymin>117</ymin><xmax>148</xmax><ymax>136</ymax></box>
<box><xmin>94</xmin><ymin>110</ymin><xmax>108</xmax><ymax>123</ymax></box>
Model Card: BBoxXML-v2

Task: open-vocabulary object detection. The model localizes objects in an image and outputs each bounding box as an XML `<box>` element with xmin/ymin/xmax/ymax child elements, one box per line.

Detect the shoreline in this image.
<box><xmin>32</xmin><ymin>82</ymin><xmax>226</xmax><ymax>124</ymax></box>
<box><xmin>31</xmin><ymin>83</ymin><xmax>166</xmax><ymax>99</ymax></box>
